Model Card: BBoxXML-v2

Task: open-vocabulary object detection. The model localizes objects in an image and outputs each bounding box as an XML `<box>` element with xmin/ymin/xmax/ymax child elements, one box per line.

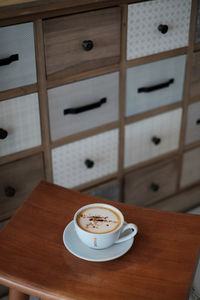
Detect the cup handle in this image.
<box><xmin>115</xmin><ymin>223</ymin><xmax>138</xmax><ymax>244</ymax></box>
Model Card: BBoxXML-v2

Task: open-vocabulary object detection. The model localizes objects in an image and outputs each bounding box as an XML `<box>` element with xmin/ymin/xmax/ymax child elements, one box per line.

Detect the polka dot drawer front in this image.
<box><xmin>0</xmin><ymin>93</ymin><xmax>41</xmax><ymax>157</ymax></box>
<box><xmin>52</xmin><ymin>129</ymin><xmax>119</xmax><ymax>188</ymax></box>
<box><xmin>124</xmin><ymin>108</ymin><xmax>182</xmax><ymax>168</ymax></box>
<box><xmin>127</xmin><ymin>0</ymin><xmax>192</xmax><ymax>60</ymax></box>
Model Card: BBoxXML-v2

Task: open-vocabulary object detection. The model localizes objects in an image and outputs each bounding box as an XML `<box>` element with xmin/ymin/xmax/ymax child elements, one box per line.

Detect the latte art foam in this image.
<box><xmin>77</xmin><ymin>206</ymin><xmax>121</xmax><ymax>233</ymax></box>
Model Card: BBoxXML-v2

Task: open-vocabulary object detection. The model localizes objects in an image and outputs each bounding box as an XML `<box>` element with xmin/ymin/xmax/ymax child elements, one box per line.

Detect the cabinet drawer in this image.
<box><xmin>125</xmin><ymin>160</ymin><xmax>178</xmax><ymax>207</ymax></box>
<box><xmin>84</xmin><ymin>180</ymin><xmax>119</xmax><ymax>202</ymax></box>
<box><xmin>195</xmin><ymin>0</ymin><xmax>200</xmax><ymax>44</ymax></box>
<box><xmin>52</xmin><ymin>129</ymin><xmax>119</xmax><ymax>188</ymax></box>
<box><xmin>43</xmin><ymin>7</ymin><xmax>121</xmax><ymax>78</ymax></box>
<box><xmin>48</xmin><ymin>72</ymin><xmax>119</xmax><ymax>141</ymax></box>
<box><xmin>0</xmin><ymin>93</ymin><xmax>41</xmax><ymax>157</ymax></box>
<box><xmin>0</xmin><ymin>22</ymin><xmax>37</xmax><ymax>92</ymax></box>
<box><xmin>124</xmin><ymin>108</ymin><xmax>182</xmax><ymax>168</ymax></box>
<box><xmin>185</xmin><ymin>101</ymin><xmax>200</xmax><ymax>145</ymax></box>
<box><xmin>127</xmin><ymin>0</ymin><xmax>191</xmax><ymax>60</ymax></box>
<box><xmin>181</xmin><ymin>147</ymin><xmax>200</xmax><ymax>188</ymax></box>
<box><xmin>0</xmin><ymin>154</ymin><xmax>45</xmax><ymax>219</ymax></box>
<box><xmin>126</xmin><ymin>55</ymin><xmax>186</xmax><ymax>117</ymax></box>
<box><xmin>190</xmin><ymin>51</ymin><xmax>200</xmax><ymax>100</ymax></box>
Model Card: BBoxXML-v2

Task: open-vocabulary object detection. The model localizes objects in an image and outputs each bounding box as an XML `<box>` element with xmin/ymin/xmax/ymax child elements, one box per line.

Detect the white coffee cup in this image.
<box><xmin>74</xmin><ymin>203</ymin><xmax>138</xmax><ymax>249</ymax></box>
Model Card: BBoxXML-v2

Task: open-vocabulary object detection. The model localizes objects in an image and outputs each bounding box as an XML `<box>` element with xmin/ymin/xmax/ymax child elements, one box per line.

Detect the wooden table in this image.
<box><xmin>0</xmin><ymin>181</ymin><xmax>199</xmax><ymax>300</ymax></box>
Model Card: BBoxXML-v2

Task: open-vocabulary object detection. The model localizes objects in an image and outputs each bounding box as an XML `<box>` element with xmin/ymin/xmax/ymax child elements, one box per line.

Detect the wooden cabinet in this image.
<box><xmin>0</xmin><ymin>0</ymin><xmax>200</xmax><ymax>222</ymax></box>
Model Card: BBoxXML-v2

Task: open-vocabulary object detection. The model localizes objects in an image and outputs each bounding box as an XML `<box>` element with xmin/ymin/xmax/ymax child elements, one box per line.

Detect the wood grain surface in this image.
<box><xmin>0</xmin><ymin>181</ymin><xmax>199</xmax><ymax>300</ymax></box>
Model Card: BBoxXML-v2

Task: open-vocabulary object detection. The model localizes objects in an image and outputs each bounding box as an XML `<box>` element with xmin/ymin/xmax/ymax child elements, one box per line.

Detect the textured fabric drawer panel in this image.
<box><xmin>190</xmin><ymin>51</ymin><xmax>200</xmax><ymax>100</ymax></box>
<box><xmin>52</xmin><ymin>129</ymin><xmax>119</xmax><ymax>188</ymax></box>
<box><xmin>127</xmin><ymin>0</ymin><xmax>191</xmax><ymax>60</ymax></box>
<box><xmin>185</xmin><ymin>101</ymin><xmax>200</xmax><ymax>145</ymax></box>
<box><xmin>0</xmin><ymin>93</ymin><xmax>41</xmax><ymax>157</ymax></box>
<box><xmin>0</xmin><ymin>22</ymin><xmax>37</xmax><ymax>92</ymax></box>
<box><xmin>48</xmin><ymin>72</ymin><xmax>119</xmax><ymax>141</ymax></box>
<box><xmin>124</xmin><ymin>108</ymin><xmax>182</xmax><ymax>168</ymax></box>
<box><xmin>124</xmin><ymin>160</ymin><xmax>178</xmax><ymax>207</ymax></box>
<box><xmin>43</xmin><ymin>7</ymin><xmax>121</xmax><ymax>78</ymax></box>
<box><xmin>195</xmin><ymin>0</ymin><xmax>200</xmax><ymax>43</ymax></box>
<box><xmin>181</xmin><ymin>147</ymin><xmax>200</xmax><ymax>188</ymax></box>
<box><xmin>0</xmin><ymin>154</ymin><xmax>45</xmax><ymax>219</ymax></box>
<box><xmin>84</xmin><ymin>180</ymin><xmax>119</xmax><ymax>202</ymax></box>
<box><xmin>126</xmin><ymin>55</ymin><xmax>186</xmax><ymax>117</ymax></box>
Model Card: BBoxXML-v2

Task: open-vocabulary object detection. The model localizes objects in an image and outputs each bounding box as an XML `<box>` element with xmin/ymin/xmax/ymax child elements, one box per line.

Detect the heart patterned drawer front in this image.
<box><xmin>52</xmin><ymin>129</ymin><xmax>119</xmax><ymax>188</ymax></box>
<box><xmin>0</xmin><ymin>22</ymin><xmax>37</xmax><ymax>92</ymax></box>
<box><xmin>48</xmin><ymin>72</ymin><xmax>119</xmax><ymax>141</ymax></box>
<box><xmin>126</xmin><ymin>55</ymin><xmax>186</xmax><ymax>117</ymax></box>
<box><xmin>43</xmin><ymin>7</ymin><xmax>121</xmax><ymax>78</ymax></box>
<box><xmin>0</xmin><ymin>154</ymin><xmax>45</xmax><ymax>219</ymax></box>
<box><xmin>0</xmin><ymin>93</ymin><xmax>41</xmax><ymax>157</ymax></box>
<box><xmin>125</xmin><ymin>160</ymin><xmax>178</xmax><ymax>207</ymax></box>
<box><xmin>84</xmin><ymin>180</ymin><xmax>119</xmax><ymax>202</ymax></box>
<box><xmin>181</xmin><ymin>147</ymin><xmax>200</xmax><ymax>188</ymax></box>
<box><xmin>127</xmin><ymin>0</ymin><xmax>192</xmax><ymax>60</ymax></box>
<box><xmin>124</xmin><ymin>108</ymin><xmax>182</xmax><ymax>168</ymax></box>
<box><xmin>185</xmin><ymin>101</ymin><xmax>200</xmax><ymax>145</ymax></box>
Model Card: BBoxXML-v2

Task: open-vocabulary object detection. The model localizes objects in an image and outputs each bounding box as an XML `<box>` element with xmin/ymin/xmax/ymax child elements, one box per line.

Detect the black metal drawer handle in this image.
<box><xmin>152</xmin><ymin>136</ymin><xmax>161</xmax><ymax>145</ymax></box>
<box><xmin>138</xmin><ymin>78</ymin><xmax>174</xmax><ymax>93</ymax></box>
<box><xmin>196</xmin><ymin>119</ymin><xmax>200</xmax><ymax>125</ymax></box>
<box><xmin>0</xmin><ymin>54</ymin><xmax>19</xmax><ymax>66</ymax></box>
<box><xmin>150</xmin><ymin>183</ymin><xmax>160</xmax><ymax>192</ymax></box>
<box><xmin>64</xmin><ymin>97</ymin><xmax>107</xmax><ymax>115</ymax></box>
<box><xmin>4</xmin><ymin>186</ymin><xmax>16</xmax><ymax>197</ymax></box>
<box><xmin>0</xmin><ymin>128</ymin><xmax>8</xmax><ymax>140</ymax></box>
<box><xmin>158</xmin><ymin>24</ymin><xmax>168</xmax><ymax>34</ymax></box>
<box><xmin>82</xmin><ymin>40</ymin><xmax>94</xmax><ymax>51</ymax></box>
<box><xmin>85</xmin><ymin>159</ymin><xmax>94</xmax><ymax>169</ymax></box>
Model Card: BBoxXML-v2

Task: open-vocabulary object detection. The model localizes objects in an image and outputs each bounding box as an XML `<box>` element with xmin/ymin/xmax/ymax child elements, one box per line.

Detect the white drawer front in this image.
<box><xmin>0</xmin><ymin>93</ymin><xmax>41</xmax><ymax>157</ymax></box>
<box><xmin>127</xmin><ymin>0</ymin><xmax>192</xmax><ymax>60</ymax></box>
<box><xmin>0</xmin><ymin>22</ymin><xmax>37</xmax><ymax>91</ymax></box>
<box><xmin>124</xmin><ymin>108</ymin><xmax>182</xmax><ymax>168</ymax></box>
<box><xmin>52</xmin><ymin>129</ymin><xmax>119</xmax><ymax>188</ymax></box>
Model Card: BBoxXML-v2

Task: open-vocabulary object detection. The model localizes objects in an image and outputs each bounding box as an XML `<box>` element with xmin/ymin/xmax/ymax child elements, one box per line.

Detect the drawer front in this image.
<box><xmin>181</xmin><ymin>147</ymin><xmax>200</xmax><ymax>188</ymax></box>
<box><xmin>190</xmin><ymin>51</ymin><xmax>200</xmax><ymax>100</ymax></box>
<box><xmin>0</xmin><ymin>154</ymin><xmax>45</xmax><ymax>219</ymax></box>
<box><xmin>0</xmin><ymin>93</ymin><xmax>41</xmax><ymax>157</ymax></box>
<box><xmin>44</xmin><ymin>7</ymin><xmax>121</xmax><ymax>77</ymax></box>
<box><xmin>0</xmin><ymin>22</ymin><xmax>37</xmax><ymax>92</ymax></box>
<box><xmin>125</xmin><ymin>160</ymin><xmax>178</xmax><ymax>207</ymax></box>
<box><xmin>127</xmin><ymin>0</ymin><xmax>191</xmax><ymax>60</ymax></box>
<box><xmin>52</xmin><ymin>129</ymin><xmax>119</xmax><ymax>188</ymax></box>
<box><xmin>185</xmin><ymin>101</ymin><xmax>200</xmax><ymax>145</ymax></box>
<box><xmin>124</xmin><ymin>108</ymin><xmax>182</xmax><ymax>168</ymax></box>
<box><xmin>126</xmin><ymin>55</ymin><xmax>186</xmax><ymax>117</ymax></box>
<box><xmin>48</xmin><ymin>72</ymin><xmax>119</xmax><ymax>141</ymax></box>
<box><xmin>195</xmin><ymin>0</ymin><xmax>200</xmax><ymax>43</ymax></box>
<box><xmin>84</xmin><ymin>180</ymin><xmax>119</xmax><ymax>202</ymax></box>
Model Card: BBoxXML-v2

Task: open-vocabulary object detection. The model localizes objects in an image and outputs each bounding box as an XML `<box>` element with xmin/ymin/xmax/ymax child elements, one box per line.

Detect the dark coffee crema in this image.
<box><xmin>77</xmin><ymin>206</ymin><xmax>121</xmax><ymax>233</ymax></box>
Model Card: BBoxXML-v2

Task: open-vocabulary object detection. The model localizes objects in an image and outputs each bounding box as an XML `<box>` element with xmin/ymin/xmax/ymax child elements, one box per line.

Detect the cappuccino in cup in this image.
<box><xmin>74</xmin><ymin>203</ymin><xmax>138</xmax><ymax>249</ymax></box>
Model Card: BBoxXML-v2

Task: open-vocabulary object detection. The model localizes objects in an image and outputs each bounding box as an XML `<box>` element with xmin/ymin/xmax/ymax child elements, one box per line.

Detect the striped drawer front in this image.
<box><xmin>0</xmin><ymin>93</ymin><xmax>41</xmax><ymax>157</ymax></box>
<box><xmin>127</xmin><ymin>0</ymin><xmax>191</xmax><ymax>60</ymax></box>
<box><xmin>52</xmin><ymin>129</ymin><xmax>119</xmax><ymax>188</ymax></box>
<box><xmin>124</xmin><ymin>108</ymin><xmax>182</xmax><ymax>168</ymax></box>
<box><xmin>0</xmin><ymin>22</ymin><xmax>37</xmax><ymax>91</ymax></box>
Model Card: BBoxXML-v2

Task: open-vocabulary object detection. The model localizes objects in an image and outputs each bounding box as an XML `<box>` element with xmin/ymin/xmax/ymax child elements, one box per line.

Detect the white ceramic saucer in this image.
<box><xmin>63</xmin><ymin>221</ymin><xmax>134</xmax><ymax>262</ymax></box>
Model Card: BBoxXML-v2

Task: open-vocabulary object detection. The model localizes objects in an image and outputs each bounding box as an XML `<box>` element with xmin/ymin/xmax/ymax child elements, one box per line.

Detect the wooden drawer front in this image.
<box><xmin>52</xmin><ymin>129</ymin><xmax>119</xmax><ymax>188</ymax></box>
<box><xmin>125</xmin><ymin>160</ymin><xmax>178</xmax><ymax>207</ymax></box>
<box><xmin>48</xmin><ymin>72</ymin><xmax>119</xmax><ymax>141</ymax></box>
<box><xmin>0</xmin><ymin>93</ymin><xmax>41</xmax><ymax>157</ymax></box>
<box><xmin>185</xmin><ymin>101</ymin><xmax>200</xmax><ymax>145</ymax></box>
<box><xmin>84</xmin><ymin>180</ymin><xmax>119</xmax><ymax>202</ymax></box>
<box><xmin>0</xmin><ymin>154</ymin><xmax>45</xmax><ymax>220</ymax></box>
<box><xmin>0</xmin><ymin>22</ymin><xmax>37</xmax><ymax>92</ymax></box>
<box><xmin>181</xmin><ymin>147</ymin><xmax>200</xmax><ymax>188</ymax></box>
<box><xmin>44</xmin><ymin>7</ymin><xmax>121</xmax><ymax>78</ymax></box>
<box><xmin>195</xmin><ymin>0</ymin><xmax>200</xmax><ymax>43</ymax></box>
<box><xmin>124</xmin><ymin>108</ymin><xmax>182</xmax><ymax>168</ymax></box>
<box><xmin>127</xmin><ymin>0</ymin><xmax>191</xmax><ymax>60</ymax></box>
<box><xmin>190</xmin><ymin>51</ymin><xmax>200</xmax><ymax>100</ymax></box>
<box><xmin>126</xmin><ymin>55</ymin><xmax>186</xmax><ymax>117</ymax></box>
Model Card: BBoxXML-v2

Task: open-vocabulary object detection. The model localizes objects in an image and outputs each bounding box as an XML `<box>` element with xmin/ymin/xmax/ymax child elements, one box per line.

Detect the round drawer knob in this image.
<box><xmin>4</xmin><ymin>186</ymin><xmax>16</xmax><ymax>197</ymax></box>
<box><xmin>150</xmin><ymin>183</ymin><xmax>160</xmax><ymax>192</ymax></box>
<box><xmin>196</xmin><ymin>119</ymin><xmax>200</xmax><ymax>125</ymax></box>
<box><xmin>158</xmin><ymin>24</ymin><xmax>168</xmax><ymax>34</ymax></box>
<box><xmin>85</xmin><ymin>159</ymin><xmax>94</xmax><ymax>169</ymax></box>
<box><xmin>152</xmin><ymin>136</ymin><xmax>161</xmax><ymax>145</ymax></box>
<box><xmin>0</xmin><ymin>128</ymin><xmax>8</xmax><ymax>140</ymax></box>
<box><xmin>82</xmin><ymin>40</ymin><xmax>94</xmax><ymax>51</ymax></box>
